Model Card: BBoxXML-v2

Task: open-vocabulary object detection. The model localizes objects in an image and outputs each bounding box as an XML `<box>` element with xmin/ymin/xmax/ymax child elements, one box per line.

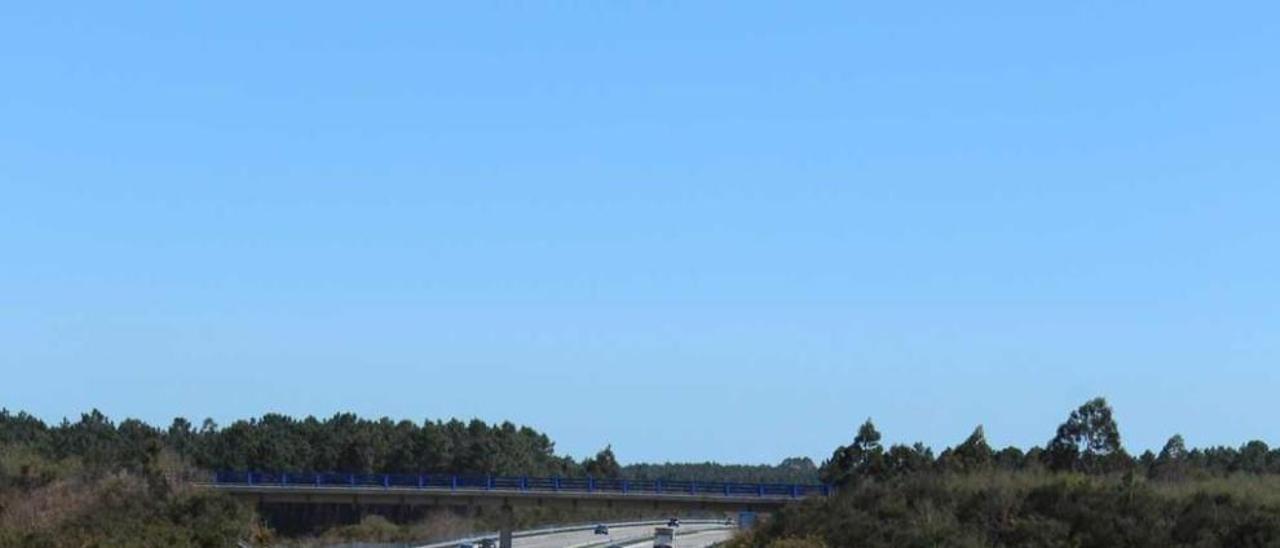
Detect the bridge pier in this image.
<box><xmin>499</xmin><ymin>503</ymin><xmax>515</xmax><ymax>548</ymax></box>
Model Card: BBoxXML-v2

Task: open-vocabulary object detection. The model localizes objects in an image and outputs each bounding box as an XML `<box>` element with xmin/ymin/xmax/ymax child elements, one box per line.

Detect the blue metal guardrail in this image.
<box><xmin>213</xmin><ymin>471</ymin><xmax>833</xmax><ymax>499</ymax></box>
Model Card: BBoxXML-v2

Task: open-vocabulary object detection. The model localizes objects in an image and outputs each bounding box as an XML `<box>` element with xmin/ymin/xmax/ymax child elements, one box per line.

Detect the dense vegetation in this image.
<box><xmin>0</xmin><ymin>439</ymin><xmax>261</xmax><ymax>546</ymax></box>
<box><xmin>734</xmin><ymin>397</ymin><xmax>1280</xmax><ymax>548</ymax></box>
<box><xmin>9</xmin><ymin>398</ymin><xmax>1280</xmax><ymax>546</ymax></box>
<box><xmin>624</xmin><ymin>457</ymin><xmax>818</xmax><ymax>484</ymax></box>
<box><xmin>0</xmin><ymin>409</ymin><xmax>807</xmax><ymax>545</ymax></box>
<box><xmin>0</xmin><ymin>409</ymin><xmax>811</xmax><ymax>481</ymax></box>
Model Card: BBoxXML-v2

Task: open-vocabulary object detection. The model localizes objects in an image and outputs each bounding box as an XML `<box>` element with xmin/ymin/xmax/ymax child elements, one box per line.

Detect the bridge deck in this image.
<box><xmin>207</xmin><ymin>472</ymin><xmax>831</xmax><ymax>511</ymax></box>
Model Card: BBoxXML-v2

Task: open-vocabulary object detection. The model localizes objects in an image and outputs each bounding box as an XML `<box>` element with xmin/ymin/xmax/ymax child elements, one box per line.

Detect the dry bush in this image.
<box><xmin>0</xmin><ymin>477</ymin><xmax>96</xmax><ymax>532</ymax></box>
<box><xmin>299</xmin><ymin>511</ymin><xmax>480</xmax><ymax>545</ymax></box>
<box><xmin>322</xmin><ymin>514</ymin><xmax>404</xmax><ymax>542</ymax></box>
<box><xmin>766</xmin><ymin>537</ymin><xmax>829</xmax><ymax>548</ymax></box>
<box><xmin>406</xmin><ymin>510</ymin><xmax>478</xmax><ymax>543</ymax></box>
<box><xmin>728</xmin><ymin>530</ymin><xmax>831</xmax><ymax>548</ymax></box>
<box><xmin>150</xmin><ymin>447</ymin><xmax>206</xmax><ymax>494</ymax></box>
<box><xmin>1150</xmin><ymin>473</ymin><xmax>1280</xmax><ymax>506</ymax></box>
<box><xmin>0</xmin><ymin>471</ymin><xmax>150</xmax><ymax>534</ymax></box>
<box><xmin>1</xmin><ymin>446</ymin><xmax>64</xmax><ymax>486</ymax></box>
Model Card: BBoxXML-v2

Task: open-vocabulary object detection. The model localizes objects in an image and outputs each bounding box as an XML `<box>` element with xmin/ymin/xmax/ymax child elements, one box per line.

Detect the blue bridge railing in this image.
<box><xmin>213</xmin><ymin>471</ymin><xmax>833</xmax><ymax>499</ymax></box>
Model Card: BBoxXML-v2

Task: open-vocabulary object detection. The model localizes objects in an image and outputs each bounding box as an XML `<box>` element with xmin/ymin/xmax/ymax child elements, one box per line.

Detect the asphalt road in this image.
<box><xmin>617</xmin><ymin>527</ymin><xmax>736</xmax><ymax>547</ymax></box>
<box><xmin>514</xmin><ymin>523</ymin><xmax>729</xmax><ymax>548</ymax></box>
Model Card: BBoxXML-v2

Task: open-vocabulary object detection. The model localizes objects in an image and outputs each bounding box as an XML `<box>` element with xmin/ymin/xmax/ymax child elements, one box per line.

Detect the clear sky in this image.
<box><xmin>2</xmin><ymin>3</ymin><xmax>1277</xmax><ymax>465</ymax></box>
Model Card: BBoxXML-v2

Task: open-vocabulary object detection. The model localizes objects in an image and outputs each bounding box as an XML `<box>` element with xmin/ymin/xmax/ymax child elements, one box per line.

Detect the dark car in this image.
<box><xmin>667</xmin><ymin>517</ymin><xmax>680</xmax><ymax>527</ymax></box>
<box><xmin>594</xmin><ymin>524</ymin><xmax>610</xmax><ymax>535</ymax></box>
<box><xmin>479</xmin><ymin>540</ymin><xmax>497</xmax><ymax>548</ymax></box>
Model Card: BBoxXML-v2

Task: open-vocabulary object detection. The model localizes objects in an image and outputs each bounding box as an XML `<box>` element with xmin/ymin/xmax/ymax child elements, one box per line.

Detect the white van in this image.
<box><xmin>653</xmin><ymin>526</ymin><xmax>675</xmax><ymax>548</ymax></box>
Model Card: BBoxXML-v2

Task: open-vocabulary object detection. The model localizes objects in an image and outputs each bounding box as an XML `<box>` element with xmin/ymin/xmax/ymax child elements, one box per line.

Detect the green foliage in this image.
<box><xmin>752</xmin><ymin>397</ymin><xmax>1280</xmax><ymax>547</ymax></box>
<box><xmin>1151</xmin><ymin>434</ymin><xmax>1190</xmax><ymax>481</ymax></box>
<box><xmin>939</xmin><ymin>426</ymin><xmax>994</xmax><ymax>474</ymax></box>
<box><xmin>1</xmin><ymin>408</ymin><xmax>581</xmax><ymax>477</ymax></box>
<box><xmin>749</xmin><ymin>472</ymin><xmax>1280</xmax><ymax>547</ymax></box>
<box><xmin>727</xmin><ymin>534</ymin><xmax>829</xmax><ymax>548</ymax></box>
<box><xmin>0</xmin><ymin>444</ymin><xmax>80</xmax><ymax>490</ymax></box>
<box><xmin>1045</xmin><ymin>397</ymin><xmax>1130</xmax><ymax>473</ymax></box>
<box><xmin>769</xmin><ymin>537</ymin><xmax>829</xmax><ymax>548</ymax></box>
<box><xmin>584</xmin><ymin>445</ymin><xmax>621</xmax><ymax>478</ymax></box>
<box><xmin>0</xmin><ymin>408</ymin><xmax>591</xmax><ymax>546</ymax></box>
<box><xmin>820</xmin><ymin>418</ymin><xmax>887</xmax><ymax>486</ymax></box>
<box><xmin>624</xmin><ymin>457</ymin><xmax>819</xmax><ymax>484</ymax></box>
<box><xmin>10</xmin><ymin>396</ymin><xmax>1280</xmax><ymax>546</ymax></box>
<box><xmin>886</xmin><ymin>443</ymin><xmax>935</xmax><ymax>477</ymax></box>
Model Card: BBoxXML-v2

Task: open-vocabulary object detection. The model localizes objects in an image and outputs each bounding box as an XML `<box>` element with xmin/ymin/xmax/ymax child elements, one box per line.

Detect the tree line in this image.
<box><xmin>0</xmin><ymin>407</ymin><xmax>811</xmax><ymax>546</ymax></box>
<box><xmin>739</xmin><ymin>397</ymin><xmax>1280</xmax><ymax>548</ymax></box>
<box><xmin>627</xmin><ymin>457</ymin><xmax>818</xmax><ymax>485</ymax></box>
<box><xmin>0</xmin><ymin>410</ymin><xmax>588</xmax><ymax>480</ymax></box>
<box><xmin>12</xmin><ymin>398</ymin><xmax>1280</xmax><ymax>547</ymax></box>
<box><xmin>0</xmin><ymin>409</ymin><xmax>813</xmax><ymax>483</ymax></box>
<box><xmin>819</xmin><ymin>397</ymin><xmax>1280</xmax><ymax>486</ymax></box>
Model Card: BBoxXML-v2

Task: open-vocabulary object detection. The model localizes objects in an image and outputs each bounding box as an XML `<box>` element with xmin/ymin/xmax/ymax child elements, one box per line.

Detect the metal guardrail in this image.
<box><xmin>213</xmin><ymin>471</ymin><xmax>833</xmax><ymax>499</ymax></box>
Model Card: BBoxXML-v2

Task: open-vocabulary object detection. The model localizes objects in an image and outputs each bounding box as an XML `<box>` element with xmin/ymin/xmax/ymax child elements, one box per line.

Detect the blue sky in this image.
<box><xmin>2</xmin><ymin>2</ymin><xmax>1277</xmax><ymax>464</ymax></box>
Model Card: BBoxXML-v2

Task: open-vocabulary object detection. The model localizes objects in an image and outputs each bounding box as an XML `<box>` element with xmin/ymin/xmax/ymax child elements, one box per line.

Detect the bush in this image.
<box><xmin>766</xmin><ymin>536</ymin><xmax>830</xmax><ymax>548</ymax></box>
<box><xmin>324</xmin><ymin>515</ymin><xmax>404</xmax><ymax>542</ymax></box>
<box><xmin>745</xmin><ymin>472</ymin><xmax>1280</xmax><ymax>548</ymax></box>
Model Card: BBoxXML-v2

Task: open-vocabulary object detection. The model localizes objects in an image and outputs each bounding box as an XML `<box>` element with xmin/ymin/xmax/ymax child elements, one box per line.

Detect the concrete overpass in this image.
<box><xmin>206</xmin><ymin>471</ymin><xmax>830</xmax><ymax>546</ymax></box>
<box><xmin>208</xmin><ymin>471</ymin><xmax>829</xmax><ymax>513</ymax></box>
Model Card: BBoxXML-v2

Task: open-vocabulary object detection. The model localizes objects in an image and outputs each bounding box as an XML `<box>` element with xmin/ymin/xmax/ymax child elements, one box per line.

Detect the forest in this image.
<box><xmin>734</xmin><ymin>397</ymin><xmax>1280</xmax><ymax>548</ymax></box>
<box><xmin>6</xmin><ymin>399</ymin><xmax>1280</xmax><ymax>546</ymax></box>
<box><xmin>0</xmin><ymin>408</ymin><xmax>808</xmax><ymax>545</ymax></box>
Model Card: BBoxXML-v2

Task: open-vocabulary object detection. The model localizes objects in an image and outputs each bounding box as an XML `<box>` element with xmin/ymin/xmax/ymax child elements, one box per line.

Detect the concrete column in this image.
<box><xmin>499</xmin><ymin>504</ymin><xmax>515</xmax><ymax>548</ymax></box>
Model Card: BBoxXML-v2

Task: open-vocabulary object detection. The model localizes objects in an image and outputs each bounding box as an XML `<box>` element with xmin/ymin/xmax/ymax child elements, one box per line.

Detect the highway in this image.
<box><xmin>420</xmin><ymin>522</ymin><xmax>735</xmax><ymax>548</ymax></box>
<box><xmin>615</xmin><ymin>527</ymin><xmax>736</xmax><ymax>548</ymax></box>
<box><xmin>515</xmin><ymin>522</ymin><xmax>729</xmax><ymax>548</ymax></box>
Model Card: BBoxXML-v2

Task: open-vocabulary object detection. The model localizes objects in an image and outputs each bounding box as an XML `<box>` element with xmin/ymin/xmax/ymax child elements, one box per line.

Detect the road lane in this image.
<box><xmin>420</xmin><ymin>522</ymin><xmax>732</xmax><ymax>548</ymax></box>
<box><xmin>673</xmin><ymin>528</ymin><xmax>736</xmax><ymax>547</ymax></box>
<box><xmin>514</xmin><ymin>523</ymin><xmax>728</xmax><ymax>548</ymax></box>
<box><xmin>617</xmin><ymin>527</ymin><xmax>736</xmax><ymax>547</ymax></box>
<box><xmin>513</xmin><ymin>523</ymin><xmax>650</xmax><ymax>548</ymax></box>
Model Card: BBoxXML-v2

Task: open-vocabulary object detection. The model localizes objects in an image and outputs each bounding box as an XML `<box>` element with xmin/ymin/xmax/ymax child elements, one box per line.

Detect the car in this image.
<box><xmin>724</xmin><ymin>517</ymin><xmax>734</xmax><ymax>525</ymax></box>
<box><xmin>594</xmin><ymin>524</ymin><xmax>609</xmax><ymax>535</ymax></box>
<box><xmin>455</xmin><ymin>544</ymin><xmax>474</xmax><ymax>548</ymax></box>
<box><xmin>479</xmin><ymin>540</ymin><xmax>497</xmax><ymax>548</ymax></box>
<box><xmin>666</xmin><ymin>517</ymin><xmax>680</xmax><ymax>527</ymax></box>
